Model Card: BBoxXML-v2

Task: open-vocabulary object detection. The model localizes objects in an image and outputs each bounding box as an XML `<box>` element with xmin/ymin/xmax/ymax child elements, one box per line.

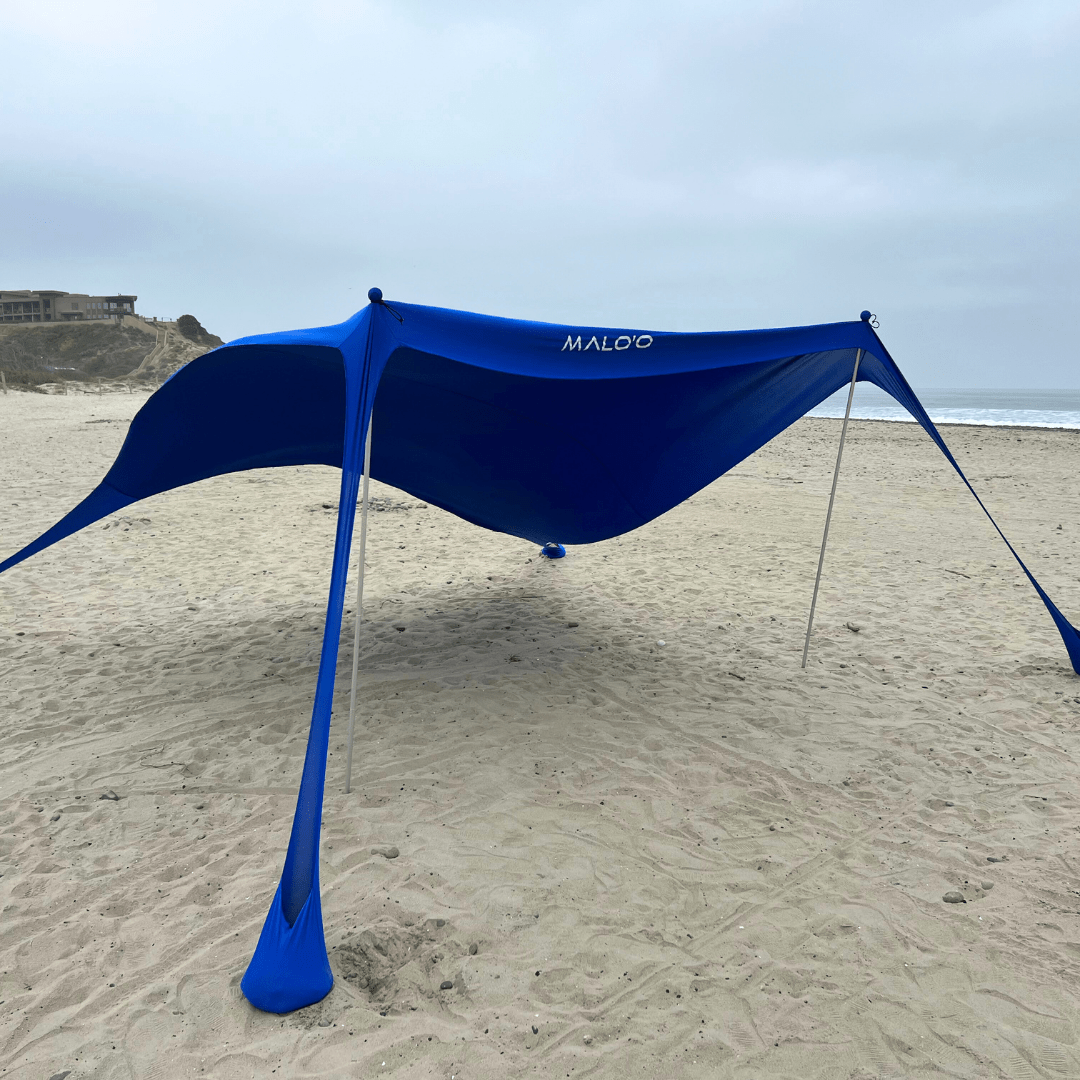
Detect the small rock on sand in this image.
<box><xmin>845</xmin><ymin>622</ymin><xmax>861</xmax><ymax>633</ymax></box>
<box><xmin>987</xmin><ymin>856</ymin><xmax>1006</xmax><ymax>863</ymax></box>
<box><xmin>981</xmin><ymin>881</ymin><xmax>994</xmax><ymax>891</ymax></box>
<box><xmin>372</xmin><ymin>845</ymin><xmax>399</xmax><ymax>859</ymax></box>
<box><xmin>469</xmin><ymin>943</ymin><xmax>478</xmax><ymax>955</ymax></box>
<box><xmin>943</xmin><ymin>891</ymin><xmax>966</xmax><ymax>904</ymax></box>
<box><xmin>439</xmin><ymin>980</ymin><xmax>453</xmax><ymax>990</ymax></box>
<box><xmin>99</xmin><ymin>790</ymin><xmax>120</xmax><ymax>801</ymax></box>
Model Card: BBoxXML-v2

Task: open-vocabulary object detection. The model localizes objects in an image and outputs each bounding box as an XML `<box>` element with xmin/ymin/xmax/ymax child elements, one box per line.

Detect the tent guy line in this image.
<box><xmin>1</xmin><ymin>290</ymin><xmax>1076</xmax><ymax>1014</ymax></box>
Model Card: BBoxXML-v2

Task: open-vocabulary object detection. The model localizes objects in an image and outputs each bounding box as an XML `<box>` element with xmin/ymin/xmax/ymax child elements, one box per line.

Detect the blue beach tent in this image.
<box><xmin>2</xmin><ymin>292</ymin><xmax>1077</xmax><ymax>1013</ymax></box>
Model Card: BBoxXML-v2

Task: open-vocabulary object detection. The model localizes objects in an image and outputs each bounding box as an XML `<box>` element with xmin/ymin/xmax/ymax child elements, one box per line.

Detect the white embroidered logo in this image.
<box><xmin>561</xmin><ymin>333</ymin><xmax>653</xmax><ymax>352</ymax></box>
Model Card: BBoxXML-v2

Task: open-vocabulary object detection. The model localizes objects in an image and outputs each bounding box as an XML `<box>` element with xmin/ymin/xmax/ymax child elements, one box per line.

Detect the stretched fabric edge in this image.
<box><xmin>0</xmin><ymin>482</ymin><xmax>135</xmax><ymax>574</ymax></box>
<box><xmin>241</xmin><ymin>305</ymin><xmax>394</xmax><ymax>1012</ymax></box>
<box><xmin>861</xmin><ymin>336</ymin><xmax>1080</xmax><ymax>675</ymax></box>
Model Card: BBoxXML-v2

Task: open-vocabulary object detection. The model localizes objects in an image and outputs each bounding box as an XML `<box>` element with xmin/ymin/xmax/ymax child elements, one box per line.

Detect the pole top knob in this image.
<box><xmin>860</xmin><ymin>309</ymin><xmax>872</xmax><ymax>322</ymax></box>
<box><xmin>368</xmin><ymin>287</ymin><xmax>383</xmax><ymax>303</ymax></box>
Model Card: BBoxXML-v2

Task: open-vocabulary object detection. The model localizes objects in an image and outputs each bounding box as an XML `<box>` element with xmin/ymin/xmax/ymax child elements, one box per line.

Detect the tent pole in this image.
<box><xmin>344</xmin><ymin>416</ymin><xmax>373</xmax><ymax>794</ymax></box>
<box><xmin>801</xmin><ymin>348</ymin><xmax>862</xmax><ymax>669</ymax></box>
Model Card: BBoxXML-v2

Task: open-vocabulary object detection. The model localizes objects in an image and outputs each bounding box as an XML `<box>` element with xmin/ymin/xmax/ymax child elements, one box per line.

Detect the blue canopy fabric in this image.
<box><xmin>2</xmin><ymin>295</ymin><xmax>1077</xmax><ymax>1013</ymax></box>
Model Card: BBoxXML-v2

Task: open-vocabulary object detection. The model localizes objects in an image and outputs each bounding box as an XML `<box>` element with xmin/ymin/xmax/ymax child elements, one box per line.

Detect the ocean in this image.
<box><xmin>809</xmin><ymin>386</ymin><xmax>1080</xmax><ymax>429</ymax></box>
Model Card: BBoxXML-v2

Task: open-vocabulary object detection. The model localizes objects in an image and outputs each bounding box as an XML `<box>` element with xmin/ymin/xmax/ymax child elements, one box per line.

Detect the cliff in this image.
<box><xmin>0</xmin><ymin>315</ymin><xmax>222</xmax><ymax>388</ymax></box>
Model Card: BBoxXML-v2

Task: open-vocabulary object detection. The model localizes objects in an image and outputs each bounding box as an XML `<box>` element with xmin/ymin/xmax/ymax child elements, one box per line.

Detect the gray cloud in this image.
<box><xmin>3</xmin><ymin>0</ymin><xmax>1077</xmax><ymax>385</ymax></box>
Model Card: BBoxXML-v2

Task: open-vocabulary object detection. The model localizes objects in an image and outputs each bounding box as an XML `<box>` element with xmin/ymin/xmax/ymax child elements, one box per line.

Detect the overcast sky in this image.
<box><xmin>3</xmin><ymin>1</ymin><xmax>1077</xmax><ymax>387</ymax></box>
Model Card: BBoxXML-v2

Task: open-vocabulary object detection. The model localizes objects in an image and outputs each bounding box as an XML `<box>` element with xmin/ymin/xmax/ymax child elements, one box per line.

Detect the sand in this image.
<box><xmin>1</xmin><ymin>388</ymin><xmax>1079</xmax><ymax>1079</ymax></box>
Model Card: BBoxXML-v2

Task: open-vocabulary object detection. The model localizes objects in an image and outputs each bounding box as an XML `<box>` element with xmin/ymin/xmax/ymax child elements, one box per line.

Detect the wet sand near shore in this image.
<box><xmin>1</xmin><ymin>390</ymin><xmax>1079</xmax><ymax>1079</ymax></box>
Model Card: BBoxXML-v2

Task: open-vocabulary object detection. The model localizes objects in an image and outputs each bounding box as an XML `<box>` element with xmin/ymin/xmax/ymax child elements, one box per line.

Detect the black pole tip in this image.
<box><xmin>860</xmin><ymin>310</ymin><xmax>872</xmax><ymax>322</ymax></box>
<box><xmin>368</xmin><ymin>287</ymin><xmax>383</xmax><ymax>303</ymax></box>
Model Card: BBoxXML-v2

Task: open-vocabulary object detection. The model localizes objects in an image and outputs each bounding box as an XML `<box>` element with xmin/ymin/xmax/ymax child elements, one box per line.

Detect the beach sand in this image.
<box><xmin>1</xmin><ymin>389</ymin><xmax>1079</xmax><ymax>1079</ymax></box>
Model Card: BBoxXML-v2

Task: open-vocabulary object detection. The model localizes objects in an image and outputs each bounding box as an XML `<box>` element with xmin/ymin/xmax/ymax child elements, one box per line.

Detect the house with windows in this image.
<box><xmin>0</xmin><ymin>290</ymin><xmax>138</xmax><ymax>323</ymax></box>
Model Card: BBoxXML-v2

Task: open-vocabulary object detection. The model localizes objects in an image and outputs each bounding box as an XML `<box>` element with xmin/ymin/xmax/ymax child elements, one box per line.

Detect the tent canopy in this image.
<box><xmin>3</xmin><ymin>295</ymin><xmax>1077</xmax><ymax>1015</ymax></box>
<box><xmin>2</xmin><ymin>302</ymin><xmax>933</xmax><ymax>560</ymax></box>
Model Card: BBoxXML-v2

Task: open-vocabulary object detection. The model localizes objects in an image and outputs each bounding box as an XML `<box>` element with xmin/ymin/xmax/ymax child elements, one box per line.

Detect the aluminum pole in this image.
<box><xmin>801</xmin><ymin>348</ymin><xmax>862</xmax><ymax>669</ymax></box>
<box><xmin>344</xmin><ymin>416</ymin><xmax>373</xmax><ymax>793</ymax></box>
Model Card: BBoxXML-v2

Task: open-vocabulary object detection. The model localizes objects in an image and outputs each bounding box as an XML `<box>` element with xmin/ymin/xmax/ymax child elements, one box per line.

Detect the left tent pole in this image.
<box><xmin>801</xmin><ymin>348</ymin><xmax>862</xmax><ymax>669</ymax></box>
<box><xmin>345</xmin><ymin>417</ymin><xmax>373</xmax><ymax>794</ymax></box>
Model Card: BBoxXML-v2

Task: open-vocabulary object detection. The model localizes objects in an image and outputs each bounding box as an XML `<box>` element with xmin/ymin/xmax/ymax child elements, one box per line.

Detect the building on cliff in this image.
<box><xmin>0</xmin><ymin>290</ymin><xmax>138</xmax><ymax>323</ymax></box>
